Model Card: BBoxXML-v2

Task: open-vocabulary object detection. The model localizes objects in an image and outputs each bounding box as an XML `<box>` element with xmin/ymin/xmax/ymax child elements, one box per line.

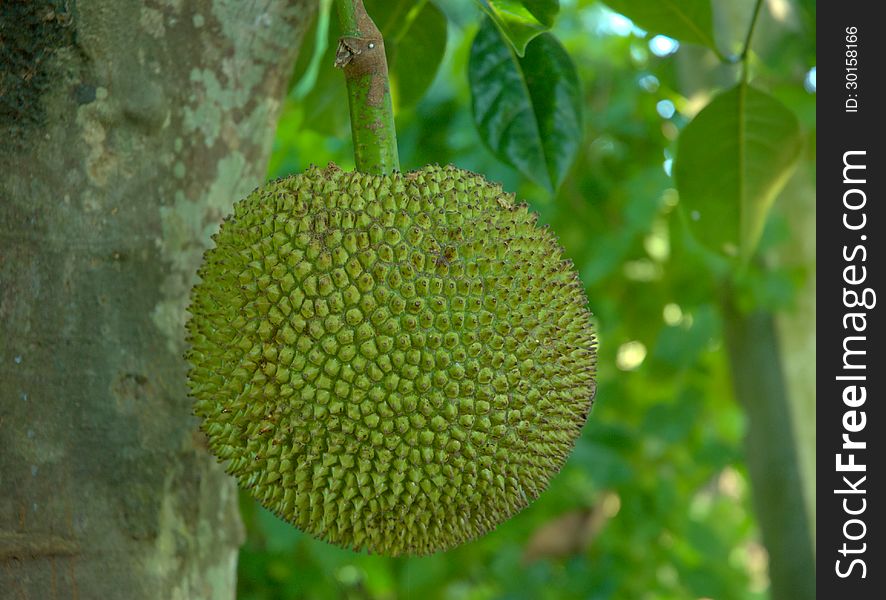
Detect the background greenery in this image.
<box><xmin>236</xmin><ymin>1</ymin><xmax>816</xmax><ymax>598</ymax></box>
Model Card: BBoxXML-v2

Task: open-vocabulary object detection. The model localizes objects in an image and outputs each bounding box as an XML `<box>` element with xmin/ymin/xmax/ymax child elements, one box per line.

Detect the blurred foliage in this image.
<box><xmin>242</xmin><ymin>0</ymin><xmax>816</xmax><ymax>598</ymax></box>
<box><xmin>600</xmin><ymin>0</ymin><xmax>717</xmax><ymax>51</ymax></box>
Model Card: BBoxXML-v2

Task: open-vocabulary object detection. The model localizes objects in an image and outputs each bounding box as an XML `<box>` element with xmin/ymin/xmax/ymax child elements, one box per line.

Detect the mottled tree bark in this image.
<box><xmin>0</xmin><ymin>1</ymin><xmax>312</xmax><ymax>597</ymax></box>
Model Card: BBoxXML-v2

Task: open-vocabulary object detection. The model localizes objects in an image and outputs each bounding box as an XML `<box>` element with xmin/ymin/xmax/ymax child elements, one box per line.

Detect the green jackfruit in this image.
<box><xmin>187</xmin><ymin>164</ymin><xmax>596</xmax><ymax>556</ymax></box>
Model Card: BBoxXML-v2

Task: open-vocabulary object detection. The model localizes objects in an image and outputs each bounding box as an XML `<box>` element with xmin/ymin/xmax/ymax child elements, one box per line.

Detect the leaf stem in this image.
<box><xmin>738</xmin><ymin>0</ymin><xmax>765</xmax><ymax>81</ymax></box>
<box><xmin>334</xmin><ymin>0</ymin><xmax>400</xmax><ymax>174</ymax></box>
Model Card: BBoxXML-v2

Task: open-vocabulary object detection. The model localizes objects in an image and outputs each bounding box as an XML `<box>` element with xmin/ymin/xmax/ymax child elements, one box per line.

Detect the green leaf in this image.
<box><xmin>469</xmin><ymin>18</ymin><xmax>582</xmax><ymax>192</ymax></box>
<box><xmin>674</xmin><ymin>84</ymin><xmax>803</xmax><ymax>258</ymax></box>
<box><xmin>290</xmin><ymin>0</ymin><xmax>333</xmax><ymax>100</ymax></box>
<box><xmin>481</xmin><ymin>0</ymin><xmax>559</xmax><ymax>56</ymax></box>
<box><xmin>369</xmin><ymin>0</ymin><xmax>448</xmax><ymax>110</ymax></box>
<box><xmin>602</xmin><ymin>0</ymin><xmax>716</xmax><ymax>49</ymax></box>
<box><xmin>520</xmin><ymin>0</ymin><xmax>560</xmax><ymax>27</ymax></box>
<box><xmin>287</xmin><ymin>10</ymin><xmax>350</xmax><ymax>137</ymax></box>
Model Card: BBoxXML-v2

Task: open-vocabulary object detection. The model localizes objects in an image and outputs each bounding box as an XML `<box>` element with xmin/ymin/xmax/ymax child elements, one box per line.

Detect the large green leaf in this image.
<box><xmin>469</xmin><ymin>17</ymin><xmax>582</xmax><ymax>192</ymax></box>
<box><xmin>674</xmin><ymin>84</ymin><xmax>803</xmax><ymax>258</ymax></box>
<box><xmin>481</xmin><ymin>0</ymin><xmax>560</xmax><ymax>56</ymax></box>
<box><xmin>603</xmin><ymin>0</ymin><xmax>716</xmax><ymax>49</ymax></box>
<box><xmin>371</xmin><ymin>0</ymin><xmax>448</xmax><ymax>109</ymax></box>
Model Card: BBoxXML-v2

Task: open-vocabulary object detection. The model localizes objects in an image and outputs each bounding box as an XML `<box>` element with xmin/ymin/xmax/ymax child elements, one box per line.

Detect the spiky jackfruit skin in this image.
<box><xmin>187</xmin><ymin>164</ymin><xmax>596</xmax><ymax>556</ymax></box>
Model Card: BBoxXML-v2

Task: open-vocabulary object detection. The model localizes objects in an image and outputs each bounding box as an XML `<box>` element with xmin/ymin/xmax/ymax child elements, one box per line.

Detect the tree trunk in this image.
<box><xmin>1</xmin><ymin>1</ymin><xmax>312</xmax><ymax>597</ymax></box>
<box><xmin>723</xmin><ymin>307</ymin><xmax>816</xmax><ymax>600</ymax></box>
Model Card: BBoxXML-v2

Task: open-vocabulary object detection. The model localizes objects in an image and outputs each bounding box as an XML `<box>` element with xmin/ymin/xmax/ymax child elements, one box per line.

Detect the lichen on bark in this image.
<box><xmin>0</xmin><ymin>1</ymin><xmax>314</xmax><ymax>597</ymax></box>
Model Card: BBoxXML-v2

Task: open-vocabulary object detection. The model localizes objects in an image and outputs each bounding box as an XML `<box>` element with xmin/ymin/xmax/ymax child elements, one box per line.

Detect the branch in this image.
<box><xmin>334</xmin><ymin>0</ymin><xmax>400</xmax><ymax>174</ymax></box>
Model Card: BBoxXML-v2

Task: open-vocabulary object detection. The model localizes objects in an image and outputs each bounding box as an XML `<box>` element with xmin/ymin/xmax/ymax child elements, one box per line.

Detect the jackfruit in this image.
<box><xmin>187</xmin><ymin>164</ymin><xmax>596</xmax><ymax>555</ymax></box>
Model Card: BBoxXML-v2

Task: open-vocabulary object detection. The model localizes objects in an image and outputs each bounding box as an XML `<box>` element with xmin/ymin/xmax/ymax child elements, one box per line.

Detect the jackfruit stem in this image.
<box><xmin>334</xmin><ymin>0</ymin><xmax>400</xmax><ymax>175</ymax></box>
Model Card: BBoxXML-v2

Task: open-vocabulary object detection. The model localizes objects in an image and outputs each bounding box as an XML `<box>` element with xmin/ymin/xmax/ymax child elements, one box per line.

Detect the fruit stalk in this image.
<box><xmin>334</xmin><ymin>0</ymin><xmax>400</xmax><ymax>174</ymax></box>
